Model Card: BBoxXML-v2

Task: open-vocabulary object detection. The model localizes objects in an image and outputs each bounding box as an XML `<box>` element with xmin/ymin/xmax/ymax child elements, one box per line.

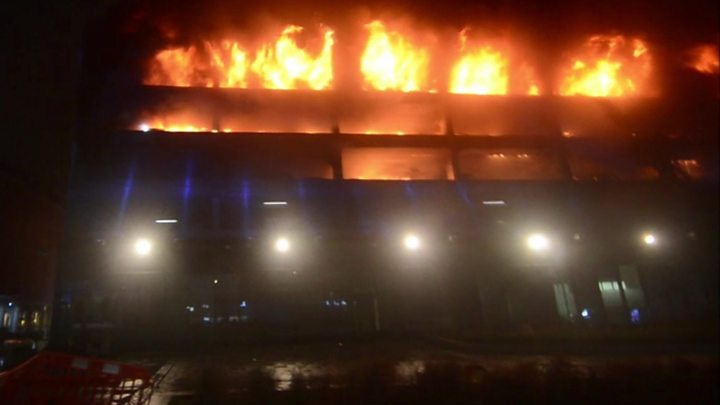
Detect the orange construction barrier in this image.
<box><xmin>0</xmin><ymin>351</ymin><xmax>154</xmax><ymax>405</ymax></box>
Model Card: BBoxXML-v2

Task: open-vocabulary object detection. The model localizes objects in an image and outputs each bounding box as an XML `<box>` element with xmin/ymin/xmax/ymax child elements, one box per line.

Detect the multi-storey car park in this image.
<box><xmin>49</xmin><ymin>1</ymin><xmax>718</xmax><ymax>352</ymax></box>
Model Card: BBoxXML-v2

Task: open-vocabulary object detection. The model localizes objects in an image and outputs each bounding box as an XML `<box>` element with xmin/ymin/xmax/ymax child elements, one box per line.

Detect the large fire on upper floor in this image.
<box><xmin>82</xmin><ymin>0</ymin><xmax>717</xmax><ymax>138</ymax></box>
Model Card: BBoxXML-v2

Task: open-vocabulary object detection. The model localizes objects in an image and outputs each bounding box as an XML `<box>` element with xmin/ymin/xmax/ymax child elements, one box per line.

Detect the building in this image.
<box><xmin>52</xmin><ymin>2</ymin><xmax>719</xmax><ymax>352</ymax></box>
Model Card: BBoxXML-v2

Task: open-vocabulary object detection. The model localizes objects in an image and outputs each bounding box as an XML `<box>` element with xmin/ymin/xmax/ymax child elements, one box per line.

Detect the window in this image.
<box><xmin>553</xmin><ymin>283</ymin><xmax>578</xmax><ymax>320</ymax></box>
<box><xmin>342</xmin><ymin>148</ymin><xmax>453</xmax><ymax>180</ymax></box>
<box><xmin>567</xmin><ymin>139</ymin><xmax>660</xmax><ymax>181</ymax></box>
<box><xmin>457</xmin><ymin>148</ymin><xmax>564</xmax><ymax>180</ymax></box>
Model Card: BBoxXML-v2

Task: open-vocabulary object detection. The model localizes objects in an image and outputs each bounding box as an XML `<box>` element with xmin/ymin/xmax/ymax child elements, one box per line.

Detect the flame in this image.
<box><xmin>559</xmin><ymin>35</ymin><xmax>652</xmax><ymax>97</ymax></box>
<box><xmin>145</xmin><ymin>25</ymin><xmax>333</xmax><ymax>89</ymax></box>
<box><xmin>520</xmin><ymin>64</ymin><xmax>541</xmax><ymax>95</ymax></box>
<box><xmin>140</xmin><ymin>122</ymin><xmax>210</xmax><ymax>132</ymax></box>
<box><xmin>687</xmin><ymin>44</ymin><xmax>719</xmax><ymax>74</ymax></box>
<box><xmin>251</xmin><ymin>25</ymin><xmax>335</xmax><ymax>90</ymax></box>
<box><xmin>208</xmin><ymin>41</ymin><xmax>249</xmax><ymax>87</ymax></box>
<box><xmin>360</xmin><ymin>21</ymin><xmax>431</xmax><ymax>92</ymax></box>
<box><xmin>146</xmin><ymin>46</ymin><xmax>210</xmax><ymax>87</ymax></box>
<box><xmin>450</xmin><ymin>32</ymin><xmax>508</xmax><ymax>95</ymax></box>
<box><xmin>138</xmin><ymin>119</ymin><xmax>211</xmax><ymax>132</ymax></box>
<box><xmin>146</xmin><ymin>41</ymin><xmax>250</xmax><ymax>88</ymax></box>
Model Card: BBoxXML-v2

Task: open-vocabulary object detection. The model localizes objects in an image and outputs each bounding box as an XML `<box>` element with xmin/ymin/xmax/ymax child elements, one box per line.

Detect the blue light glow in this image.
<box><xmin>241</xmin><ymin>179</ymin><xmax>251</xmax><ymax>238</ymax></box>
<box><xmin>116</xmin><ymin>162</ymin><xmax>136</xmax><ymax>227</ymax></box>
<box><xmin>181</xmin><ymin>159</ymin><xmax>193</xmax><ymax>233</ymax></box>
<box><xmin>581</xmin><ymin>308</ymin><xmax>591</xmax><ymax>319</ymax></box>
<box><xmin>298</xmin><ymin>180</ymin><xmax>306</xmax><ymax>200</ymax></box>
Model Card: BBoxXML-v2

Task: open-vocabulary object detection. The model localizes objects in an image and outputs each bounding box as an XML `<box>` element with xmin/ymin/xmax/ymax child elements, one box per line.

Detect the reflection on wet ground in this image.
<box><xmin>141</xmin><ymin>339</ymin><xmax>718</xmax><ymax>404</ymax></box>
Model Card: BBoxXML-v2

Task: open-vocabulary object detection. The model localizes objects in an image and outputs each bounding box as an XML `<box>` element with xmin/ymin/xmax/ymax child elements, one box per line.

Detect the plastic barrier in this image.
<box><xmin>0</xmin><ymin>351</ymin><xmax>153</xmax><ymax>404</ymax></box>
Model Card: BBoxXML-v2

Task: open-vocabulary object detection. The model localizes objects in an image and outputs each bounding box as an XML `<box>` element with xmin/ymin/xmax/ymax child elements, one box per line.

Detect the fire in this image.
<box><xmin>139</xmin><ymin>122</ymin><xmax>210</xmax><ymax>132</ymax></box>
<box><xmin>145</xmin><ymin>25</ymin><xmax>334</xmax><ymax>90</ymax></box>
<box><xmin>450</xmin><ymin>32</ymin><xmax>508</xmax><ymax>95</ymax></box>
<box><xmin>146</xmin><ymin>41</ymin><xmax>251</xmax><ymax>88</ymax></box>
<box><xmin>251</xmin><ymin>25</ymin><xmax>334</xmax><ymax>90</ymax></box>
<box><xmin>520</xmin><ymin>64</ymin><xmax>541</xmax><ymax>95</ymax></box>
<box><xmin>138</xmin><ymin>119</ymin><xmax>211</xmax><ymax>133</ymax></box>
<box><xmin>559</xmin><ymin>35</ymin><xmax>652</xmax><ymax>97</ymax></box>
<box><xmin>360</xmin><ymin>20</ymin><xmax>431</xmax><ymax>92</ymax></box>
<box><xmin>210</xmin><ymin>41</ymin><xmax>249</xmax><ymax>87</ymax></box>
<box><xmin>147</xmin><ymin>46</ymin><xmax>213</xmax><ymax>87</ymax></box>
<box><xmin>687</xmin><ymin>44</ymin><xmax>719</xmax><ymax>74</ymax></box>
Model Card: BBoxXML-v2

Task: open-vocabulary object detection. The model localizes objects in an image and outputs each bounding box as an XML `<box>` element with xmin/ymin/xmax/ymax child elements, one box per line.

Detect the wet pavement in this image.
<box><xmin>138</xmin><ymin>338</ymin><xmax>718</xmax><ymax>404</ymax></box>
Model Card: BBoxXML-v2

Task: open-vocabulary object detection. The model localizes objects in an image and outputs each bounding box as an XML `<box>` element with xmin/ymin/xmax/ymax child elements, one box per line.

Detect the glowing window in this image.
<box><xmin>342</xmin><ymin>148</ymin><xmax>453</xmax><ymax>180</ymax></box>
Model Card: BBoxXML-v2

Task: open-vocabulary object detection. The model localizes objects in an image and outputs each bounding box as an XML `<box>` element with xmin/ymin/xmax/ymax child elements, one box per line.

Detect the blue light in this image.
<box><xmin>297</xmin><ymin>180</ymin><xmax>306</xmax><ymax>200</ymax></box>
<box><xmin>181</xmin><ymin>159</ymin><xmax>193</xmax><ymax>233</ymax></box>
<box><xmin>581</xmin><ymin>308</ymin><xmax>590</xmax><ymax>319</ymax></box>
<box><xmin>455</xmin><ymin>182</ymin><xmax>471</xmax><ymax>205</ymax></box>
<box><xmin>241</xmin><ymin>179</ymin><xmax>252</xmax><ymax>238</ymax></box>
<box><xmin>7</xmin><ymin>302</ymin><xmax>12</xmax><ymax>307</ymax></box>
<box><xmin>116</xmin><ymin>163</ymin><xmax>136</xmax><ymax>227</ymax></box>
<box><xmin>404</xmin><ymin>182</ymin><xmax>416</xmax><ymax>200</ymax></box>
<box><xmin>240</xmin><ymin>301</ymin><xmax>247</xmax><ymax>308</ymax></box>
<box><xmin>630</xmin><ymin>308</ymin><xmax>641</xmax><ymax>324</ymax></box>
<box><xmin>325</xmin><ymin>300</ymin><xmax>331</xmax><ymax>307</ymax></box>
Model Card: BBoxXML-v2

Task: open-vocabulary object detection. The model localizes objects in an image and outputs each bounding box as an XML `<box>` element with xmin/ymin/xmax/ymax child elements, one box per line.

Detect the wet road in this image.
<box><xmin>140</xmin><ymin>338</ymin><xmax>718</xmax><ymax>404</ymax></box>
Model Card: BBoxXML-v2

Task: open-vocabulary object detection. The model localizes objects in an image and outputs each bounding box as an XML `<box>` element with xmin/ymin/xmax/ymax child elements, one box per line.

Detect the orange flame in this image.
<box><xmin>145</xmin><ymin>25</ymin><xmax>333</xmax><ymax>90</ymax></box>
<box><xmin>138</xmin><ymin>112</ymin><xmax>213</xmax><ymax>132</ymax></box>
<box><xmin>360</xmin><ymin>21</ymin><xmax>431</xmax><ymax>92</ymax></box>
<box><xmin>145</xmin><ymin>41</ymin><xmax>250</xmax><ymax>88</ymax></box>
<box><xmin>139</xmin><ymin>121</ymin><xmax>211</xmax><ymax>133</ymax></box>
<box><xmin>251</xmin><ymin>25</ymin><xmax>334</xmax><ymax>90</ymax></box>
<box><xmin>687</xmin><ymin>44</ymin><xmax>719</xmax><ymax>74</ymax></box>
<box><xmin>207</xmin><ymin>41</ymin><xmax>249</xmax><ymax>87</ymax></box>
<box><xmin>146</xmin><ymin>46</ymin><xmax>212</xmax><ymax>87</ymax></box>
<box><xmin>520</xmin><ymin>64</ymin><xmax>541</xmax><ymax>95</ymax></box>
<box><xmin>450</xmin><ymin>32</ymin><xmax>508</xmax><ymax>95</ymax></box>
<box><xmin>559</xmin><ymin>35</ymin><xmax>651</xmax><ymax>97</ymax></box>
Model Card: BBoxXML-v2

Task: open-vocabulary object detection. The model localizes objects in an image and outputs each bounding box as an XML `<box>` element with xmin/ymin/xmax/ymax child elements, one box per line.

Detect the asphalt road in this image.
<box><xmin>131</xmin><ymin>338</ymin><xmax>718</xmax><ymax>404</ymax></box>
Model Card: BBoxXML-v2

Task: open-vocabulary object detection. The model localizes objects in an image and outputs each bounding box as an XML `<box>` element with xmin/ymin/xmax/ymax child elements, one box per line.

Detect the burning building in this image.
<box><xmin>54</xmin><ymin>0</ymin><xmax>718</xmax><ymax>351</ymax></box>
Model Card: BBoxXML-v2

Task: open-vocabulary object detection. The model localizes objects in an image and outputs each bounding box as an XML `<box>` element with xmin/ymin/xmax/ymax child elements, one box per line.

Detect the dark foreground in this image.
<box><xmin>122</xmin><ymin>338</ymin><xmax>719</xmax><ymax>404</ymax></box>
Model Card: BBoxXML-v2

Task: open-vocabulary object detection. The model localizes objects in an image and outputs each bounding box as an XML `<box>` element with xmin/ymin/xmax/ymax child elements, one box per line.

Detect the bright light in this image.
<box><xmin>642</xmin><ymin>233</ymin><xmax>657</xmax><ymax>245</ymax></box>
<box><xmin>581</xmin><ymin>308</ymin><xmax>591</xmax><ymax>319</ymax></box>
<box><xmin>482</xmin><ymin>200</ymin><xmax>506</xmax><ymax>206</ymax></box>
<box><xmin>275</xmin><ymin>237</ymin><xmax>290</xmax><ymax>253</ymax></box>
<box><xmin>133</xmin><ymin>239</ymin><xmax>152</xmax><ymax>256</ymax></box>
<box><xmin>213</xmin><ymin>279</ymin><xmax>218</xmax><ymax>284</ymax></box>
<box><xmin>263</xmin><ymin>201</ymin><xmax>288</xmax><ymax>206</ymax></box>
<box><xmin>403</xmin><ymin>234</ymin><xmax>421</xmax><ymax>251</ymax></box>
<box><xmin>155</xmin><ymin>219</ymin><xmax>178</xmax><ymax>224</ymax></box>
<box><xmin>526</xmin><ymin>233</ymin><xmax>550</xmax><ymax>252</ymax></box>
<box><xmin>139</xmin><ymin>123</ymin><xmax>150</xmax><ymax>132</ymax></box>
